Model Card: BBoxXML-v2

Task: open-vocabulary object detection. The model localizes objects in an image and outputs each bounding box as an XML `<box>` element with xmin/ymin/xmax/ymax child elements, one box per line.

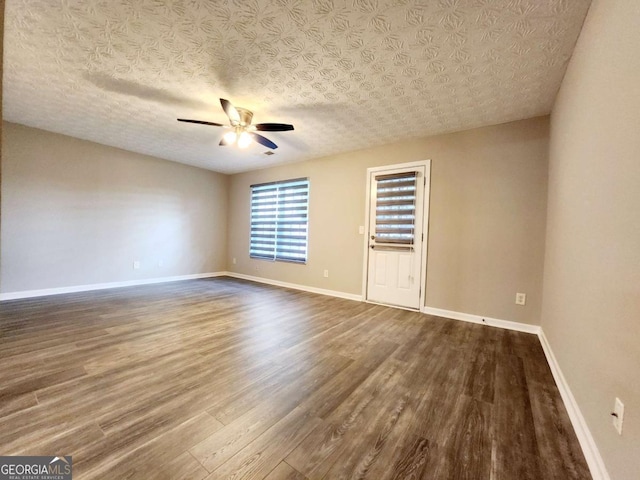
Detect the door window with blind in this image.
<box><xmin>250</xmin><ymin>178</ymin><xmax>309</xmax><ymax>263</ymax></box>
<box><xmin>374</xmin><ymin>172</ymin><xmax>417</xmax><ymax>245</ymax></box>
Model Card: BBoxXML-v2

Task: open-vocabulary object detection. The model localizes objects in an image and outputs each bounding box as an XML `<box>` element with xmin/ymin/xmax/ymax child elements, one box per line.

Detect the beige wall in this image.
<box><xmin>228</xmin><ymin>116</ymin><xmax>549</xmax><ymax>325</ymax></box>
<box><xmin>1</xmin><ymin>122</ymin><xmax>228</xmax><ymax>293</ymax></box>
<box><xmin>542</xmin><ymin>0</ymin><xmax>640</xmax><ymax>478</ymax></box>
<box><xmin>1</xmin><ymin>0</ymin><xmax>5</xmax><ymax>288</ymax></box>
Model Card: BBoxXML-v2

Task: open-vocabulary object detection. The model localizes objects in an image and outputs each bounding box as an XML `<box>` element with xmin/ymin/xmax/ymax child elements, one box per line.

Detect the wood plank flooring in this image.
<box><xmin>0</xmin><ymin>277</ymin><xmax>591</xmax><ymax>479</ymax></box>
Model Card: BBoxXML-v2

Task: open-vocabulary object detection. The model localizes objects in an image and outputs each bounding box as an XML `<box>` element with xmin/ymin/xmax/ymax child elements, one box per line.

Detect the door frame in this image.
<box><xmin>361</xmin><ymin>160</ymin><xmax>431</xmax><ymax>310</ymax></box>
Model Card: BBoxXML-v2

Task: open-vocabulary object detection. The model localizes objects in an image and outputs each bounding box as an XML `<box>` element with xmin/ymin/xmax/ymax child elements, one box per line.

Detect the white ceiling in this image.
<box><xmin>3</xmin><ymin>0</ymin><xmax>591</xmax><ymax>174</ymax></box>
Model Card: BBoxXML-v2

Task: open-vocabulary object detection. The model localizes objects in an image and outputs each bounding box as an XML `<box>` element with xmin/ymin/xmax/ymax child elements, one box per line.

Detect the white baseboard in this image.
<box><xmin>538</xmin><ymin>330</ymin><xmax>610</xmax><ymax>480</ymax></box>
<box><xmin>0</xmin><ymin>272</ymin><xmax>227</xmax><ymax>301</ymax></box>
<box><xmin>421</xmin><ymin>306</ymin><xmax>541</xmax><ymax>334</ymax></box>
<box><xmin>224</xmin><ymin>272</ymin><xmax>363</xmax><ymax>302</ymax></box>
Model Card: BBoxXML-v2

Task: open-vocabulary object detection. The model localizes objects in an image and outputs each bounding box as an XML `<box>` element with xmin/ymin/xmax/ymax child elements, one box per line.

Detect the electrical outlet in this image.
<box><xmin>612</xmin><ymin>397</ymin><xmax>624</xmax><ymax>435</ymax></box>
<box><xmin>158</xmin><ymin>260</ymin><xmax>164</xmax><ymax>268</ymax></box>
<box><xmin>323</xmin><ymin>269</ymin><xmax>329</xmax><ymax>278</ymax></box>
<box><xmin>515</xmin><ymin>293</ymin><xmax>526</xmax><ymax>305</ymax></box>
<box><xmin>232</xmin><ymin>257</ymin><xmax>237</xmax><ymax>265</ymax></box>
<box><xmin>133</xmin><ymin>261</ymin><xmax>141</xmax><ymax>270</ymax></box>
<box><xmin>358</xmin><ymin>226</ymin><xmax>365</xmax><ymax>235</ymax></box>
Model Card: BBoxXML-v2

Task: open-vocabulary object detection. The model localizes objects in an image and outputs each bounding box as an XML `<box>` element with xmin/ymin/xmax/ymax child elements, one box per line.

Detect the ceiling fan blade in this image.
<box><xmin>254</xmin><ymin>123</ymin><xmax>294</xmax><ymax>132</ymax></box>
<box><xmin>177</xmin><ymin>118</ymin><xmax>224</xmax><ymax>127</ymax></box>
<box><xmin>250</xmin><ymin>132</ymin><xmax>278</xmax><ymax>150</ymax></box>
<box><xmin>220</xmin><ymin>98</ymin><xmax>241</xmax><ymax>125</ymax></box>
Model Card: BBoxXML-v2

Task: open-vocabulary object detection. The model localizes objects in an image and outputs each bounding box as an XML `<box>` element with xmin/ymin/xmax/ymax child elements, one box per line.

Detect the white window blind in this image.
<box><xmin>374</xmin><ymin>172</ymin><xmax>417</xmax><ymax>244</ymax></box>
<box><xmin>250</xmin><ymin>178</ymin><xmax>309</xmax><ymax>263</ymax></box>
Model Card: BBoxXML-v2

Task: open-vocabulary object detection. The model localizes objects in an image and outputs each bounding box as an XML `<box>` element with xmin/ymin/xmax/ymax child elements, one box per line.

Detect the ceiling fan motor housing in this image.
<box><xmin>235</xmin><ymin>108</ymin><xmax>254</xmax><ymax>127</ymax></box>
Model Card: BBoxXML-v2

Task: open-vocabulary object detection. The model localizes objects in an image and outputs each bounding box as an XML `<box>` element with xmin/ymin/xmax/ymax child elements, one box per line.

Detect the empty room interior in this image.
<box><xmin>0</xmin><ymin>0</ymin><xmax>638</xmax><ymax>479</ymax></box>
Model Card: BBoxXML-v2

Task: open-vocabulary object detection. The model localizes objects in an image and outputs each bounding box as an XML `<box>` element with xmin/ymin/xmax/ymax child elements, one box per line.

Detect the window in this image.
<box><xmin>374</xmin><ymin>172</ymin><xmax>417</xmax><ymax>244</ymax></box>
<box><xmin>250</xmin><ymin>178</ymin><xmax>309</xmax><ymax>263</ymax></box>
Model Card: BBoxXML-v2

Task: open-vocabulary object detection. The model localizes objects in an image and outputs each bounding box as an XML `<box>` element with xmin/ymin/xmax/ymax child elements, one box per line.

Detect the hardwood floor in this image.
<box><xmin>0</xmin><ymin>277</ymin><xmax>591</xmax><ymax>479</ymax></box>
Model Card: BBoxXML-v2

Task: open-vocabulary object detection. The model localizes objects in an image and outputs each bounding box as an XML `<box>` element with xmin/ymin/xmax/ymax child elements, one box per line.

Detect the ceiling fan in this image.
<box><xmin>177</xmin><ymin>98</ymin><xmax>294</xmax><ymax>150</ymax></box>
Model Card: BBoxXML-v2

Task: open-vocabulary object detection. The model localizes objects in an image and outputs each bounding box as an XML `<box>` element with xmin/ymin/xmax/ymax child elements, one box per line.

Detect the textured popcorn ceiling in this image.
<box><xmin>3</xmin><ymin>0</ymin><xmax>590</xmax><ymax>174</ymax></box>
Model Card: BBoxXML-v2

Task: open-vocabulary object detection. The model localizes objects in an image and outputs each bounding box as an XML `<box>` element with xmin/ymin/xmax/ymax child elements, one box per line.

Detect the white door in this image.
<box><xmin>365</xmin><ymin>163</ymin><xmax>429</xmax><ymax>310</ymax></box>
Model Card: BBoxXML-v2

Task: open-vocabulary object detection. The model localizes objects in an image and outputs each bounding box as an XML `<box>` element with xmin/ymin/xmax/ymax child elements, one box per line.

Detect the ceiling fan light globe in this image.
<box><xmin>223</xmin><ymin>131</ymin><xmax>237</xmax><ymax>144</ymax></box>
<box><xmin>238</xmin><ymin>131</ymin><xmax>252</xmax><ymax>148</ymax></box>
